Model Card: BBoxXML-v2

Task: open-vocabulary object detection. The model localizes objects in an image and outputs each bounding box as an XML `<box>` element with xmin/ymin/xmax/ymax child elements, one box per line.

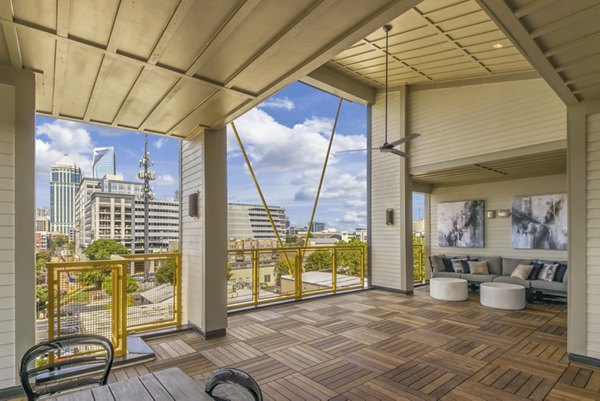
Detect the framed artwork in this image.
<box><xmin>512</xmin><ymin>194</ymin><xmax>567</xmax><ymax>250</ymax></box>
<box><xmin>438</xmin><ymin>200</ymin><xmax>485</xmax><ymax>248</ymax></box>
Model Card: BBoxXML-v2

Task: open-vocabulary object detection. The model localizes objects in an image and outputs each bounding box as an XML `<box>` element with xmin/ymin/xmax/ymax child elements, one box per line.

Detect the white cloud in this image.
<box><xmin>156</xmin><ymin>174</ymin><xmax>176</xmax><ymax>186</ymax></box>
<box><xmin>154</xmin><ymin>137</ymin><xmax>167</xmax><ymax>150</ymax></box>
<box><xmin>258</xmin><ymin>97</ymin><xmax>295</xmax><ymax>110</ymax></box>
<box><xmin>35</xmin><ymin>120</ymin><xmax>94</xmax><ymax>178</ymax></box>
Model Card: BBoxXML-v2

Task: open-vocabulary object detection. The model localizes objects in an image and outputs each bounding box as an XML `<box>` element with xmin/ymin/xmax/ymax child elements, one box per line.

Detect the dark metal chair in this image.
<box><xmin>19</xmin><ymin>334</ymin><xmax>114</xmax><ymax>400</ymax></box>
<box><xmin>205</xmin><ymin>368</ymin><xmax>263</xmax><ymax>401</ymax></box>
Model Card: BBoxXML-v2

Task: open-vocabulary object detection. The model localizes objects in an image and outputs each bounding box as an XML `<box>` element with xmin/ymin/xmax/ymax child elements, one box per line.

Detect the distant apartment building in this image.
<box><xmin>35</xmin><ymin>231</ymin><xmax>49</xmax><ymax>252</ymax></box>
<box><xmin>228</xmin><ymin>203</ymin><xmax>287</xmax><ymax>240</ymax></box>
<box><xmin>75</xmin><ymin>175</ymin><xmax>179</xmax><ymax>253</ymax></box>
<box><xmin>311</xmin><ymin>221</ymin><xmax>326</xmax><ymax>232</ymax></box>
<box><xmin>92</xmin><ymin>147</ymin><xmax>116</xmax><ymax>178</ymax></box>
<box><xmin>133</xmin><ymin>198</ymin><xmax>180</xmax><ymax>254</ymax></box>
<box><xmin>50</xmin><ymin>154</ymin><xmax>81</xmax><ymax>239</ymax></box>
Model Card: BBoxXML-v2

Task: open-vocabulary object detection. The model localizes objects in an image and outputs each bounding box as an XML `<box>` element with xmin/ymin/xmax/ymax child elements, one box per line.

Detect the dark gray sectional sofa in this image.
<box><xmin>429</xmin><ymin>255</ymin><xmax>567</xmax><ymax>298</ymax></box>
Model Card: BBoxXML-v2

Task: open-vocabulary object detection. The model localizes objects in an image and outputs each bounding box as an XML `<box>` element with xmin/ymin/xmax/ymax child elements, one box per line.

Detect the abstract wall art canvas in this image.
<box><xmin>512</xmin><ymin>194</ymin><xmax>567</xmax><ymax>250</ymax></box>
<box><xmin>438</xmin><ymin>200</ymin><xmax>485</xmax><ymax>248</ymax></box>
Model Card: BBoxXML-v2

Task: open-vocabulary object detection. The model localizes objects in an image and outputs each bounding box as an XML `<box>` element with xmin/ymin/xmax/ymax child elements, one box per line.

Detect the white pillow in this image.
<box><xmin>539</xmin><ymin>263</ymin><xmax>558</xmax><ymax>282</ymax></box>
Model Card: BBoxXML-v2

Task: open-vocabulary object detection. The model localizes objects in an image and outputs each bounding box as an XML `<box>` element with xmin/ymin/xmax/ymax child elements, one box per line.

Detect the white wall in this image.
<box><xmin>180</xmin><ymin>128</ymin><xmax>227</xmax><ymax>335</ymax></box>
<box><xmin>0</xmin><ymin>68</ymin><xmax>35</xmax><ymax>389</ymax></box>
<box><xmin>370</xmin><ymin>89</ymin><xmax>413</xmax><ymax>292</ymax></box>
<box><xmin>408</xmin><ymin>78</ymin><xmax>566</xmax><ymax>169</ymax></box>
<box><xmin>430</xmin><ymin>174</ymin><xmax>567</xmax><ymax>261</ymax></box>
<box><xmin>586</xmin><ymin>112</ymin><xmax>600</xmax><ymax>359</ymax></box>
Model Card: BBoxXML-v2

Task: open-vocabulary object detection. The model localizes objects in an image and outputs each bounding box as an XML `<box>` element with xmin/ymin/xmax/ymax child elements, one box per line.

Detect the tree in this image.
<box><xmin>304</xmin><ymin>250</ymin><xmax>332</xmax><ymax>272</ymax></box>
<box><xmin>226</xmin><ymin>263</ymin><xmax>233</xmax><ymax>281</ymax></box>
<box><xmin>274</xmin><ymin>258</ymin><xmax>295</xmax><ymax>286</ymax></box>
<box><xmin>83</xmin><ymin>239</ymin><xmax>129</xmax><ymax>261</ymax></box>
<box><xmin>156</xmin><ymin>258</ymin><xmax>176</xmax><ymax>285</ymax></box>
<box><xmin>35</xmin><ymin>284</ymin><xmax>48</xmax><ymax>312</ymax></box>
<box><xmin>285</xmin><ymin>235</ymin><xmax>302</xmax><ymax>247</ymax></box>
<box><xmin>36</xmin><ymin>252</ymin><xmax>50</xmax><ymax>285</ymax></box>
<box><xmin>336</xmin><ymin>240</ymin><xmax>366</xmax><ymax>276</ymax></box>
<box><xmin>49</xmin><ymin>234</ymin><xmax>68</xmax><ymax>257</ymax></box>
<box><xmin>102</xmin><ymin>274</ymin><xmax>139</xmax><ymax>296</ymax></box>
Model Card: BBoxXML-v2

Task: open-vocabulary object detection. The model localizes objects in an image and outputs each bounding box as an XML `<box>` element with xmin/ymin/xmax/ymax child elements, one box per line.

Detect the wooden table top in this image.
<box><xmin>50</xmin><ymin>367</ymin><xmax>220</xmax><ymax>401</ymax></box>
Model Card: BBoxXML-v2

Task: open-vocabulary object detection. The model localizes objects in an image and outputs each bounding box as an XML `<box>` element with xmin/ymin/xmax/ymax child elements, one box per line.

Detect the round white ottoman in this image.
<box><xmin>430</xmin><ymin>278</ymin><xmax>468</xmax><ymax>301</ymax></box>
<box><xmin>480</xmin><ymin>282</ymin><xmax>526</xmax><ymax>310</ymax></box>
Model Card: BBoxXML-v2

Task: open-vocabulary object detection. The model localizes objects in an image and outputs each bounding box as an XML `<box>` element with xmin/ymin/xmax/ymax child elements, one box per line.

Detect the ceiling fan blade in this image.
<box><xmin>388</xmin><ymin>133</ymin><xmax>421</xmax><ymax>147</ymax></box>
<box><xmin>336</xmin><ymin>148</ymin><xmax>378</xmax><ymax>154</ymax></box>
<box><xmin>389</xmin><ymin>149</ymin><xmax>409</xmax><ymax>157</ymax></box>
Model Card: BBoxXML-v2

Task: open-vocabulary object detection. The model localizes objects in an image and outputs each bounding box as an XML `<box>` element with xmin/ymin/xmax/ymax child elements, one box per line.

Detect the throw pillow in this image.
<box><xmin>468</xmin><ymin>260</ymin><xmax>489</xmax><ymax>275</ymax></box>
<box><xmin>554</xmin><ymin>263</ymin><xmax>567</xmax><ymax>282</ymax></box>
<box><xmin>442</xmin><ymin>257</ymin><xmax>454</xmax><ymax>272</ymax></box>
<box><xmin>528</xmin><ymin>261</ymin><xmax>544</xmax><ymax>280</ymax></box>
<box><xmin>511</xmin><ymin>264</ymin><xmax>533</xmax><ymax>280</ymax></box>
<box><xmin>451</xmin><ymin>258</ymin><xmax>465</xmax><ymax>273</ymax></box>
<box><xmin>461</xmin><ymin>258</ymin><xmax>474</xmax><ymax>274</ymax></box>
<box><xmin>539</xmin><ymin>263</ymin><xmax>559</xmax><ymax>282</ymax></box>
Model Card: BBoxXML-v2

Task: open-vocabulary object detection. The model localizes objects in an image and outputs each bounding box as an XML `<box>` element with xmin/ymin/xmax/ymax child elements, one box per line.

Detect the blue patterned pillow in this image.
<box><xmin>554</xmin><ymin>263</ymin><xmax>567</xmax><ymax>282</ymax></box>
<box><xmin>528</xmin><ymin>261</ymin><xmax>544</xmax><ymax>280</ymax></box>
<box><xmin>461</xmin><ymin>258</ymin><xmax>477</xmax><ymax>274</ymax></box>
<box><xmin>442</xmin><ymin>257</ymin><xmax>454</xmax><ymax>272</ymax></box>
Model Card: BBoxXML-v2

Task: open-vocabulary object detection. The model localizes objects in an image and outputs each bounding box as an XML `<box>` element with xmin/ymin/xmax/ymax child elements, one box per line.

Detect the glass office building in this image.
<box><xmin>92</xmin><ymin>147</ymin><xmax>116</xmax><ymax>179</ymax></box>
<box><xmin>50</xmin><ymin>154</ymin><xmax>81</xmax><ymax>239</ymax></box>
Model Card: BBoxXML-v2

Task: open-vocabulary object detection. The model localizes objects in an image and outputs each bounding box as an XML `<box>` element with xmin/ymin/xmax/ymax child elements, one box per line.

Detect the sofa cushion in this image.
<box><xmin>442</xmin><ymin>257</ymin><xmax>454</xmax><ymax>272</ymax></box>
<box><xmin>554</xmin><ymin>263</ymin><xmax>567</xmax><ymax>282</ymax></box>
<box><xmin>502</xmin><ymin>258</ymin><xmax>534</xmax><ymax>276</ymax></box>
<box><xmin>511</xmin><ymin>264</ymin><xmax>533</xmax><ymax>280</ymax></box>
<box><xmin>461</xmin><ymin>274</ymin><xmax>498</xmax><ymax>283</ymax></box>
<box><xmin>430</xmin><ymin>255</ymin><xmax>446</xmax><ymax>272</ymax></box>
<box><xmin>432</xmin><ymin>271</ymin><xmax>463</xmax><ymax>279</ymax></box>
<box><xmin>539</xmin><ymin>263</ymin><xmax>559</xmax><ymax>282</ymax></box>
<box><xmin>451</xmin><ymin>258</ymin><xmax>469</xmax><ymax>273</ymax></box>
<box><xmin>471</xmin><ymin>256</ymin><xmax>502</xmax><ymax>275</ymax></box>
<box><xmin>531</xmin><ymin>280</ymin><xmax>567</xmax><ymax>293</ymax></box>
<box><xmin>529</xmin><ymin>262</ymin><xmax>544</xmax><ymax>280</ymax></box>
<box><xmin>468</xmin><ymin>261</ymin><xmax>489</xmax><ymax>275</ymax></box>
<box><xmin>493</xmin><ymin>275</ymin><xmax>531</xmax><ymax>288</ymax></box>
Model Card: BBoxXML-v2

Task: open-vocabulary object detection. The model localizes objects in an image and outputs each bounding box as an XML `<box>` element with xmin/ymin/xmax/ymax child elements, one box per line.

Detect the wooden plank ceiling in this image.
<box><xmin>0</xmin><ymin>0</ymin><xmax>419</xmax><ymax>139</ymax></box>
<box><xmin>327</xmin><ymin>0</ymin><xmax>535</xmax><ymax>88</ymax></box>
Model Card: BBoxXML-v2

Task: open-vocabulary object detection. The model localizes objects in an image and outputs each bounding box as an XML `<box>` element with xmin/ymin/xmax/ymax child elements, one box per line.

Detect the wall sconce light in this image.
<box><xmin>498</xmin><ymin>209</ymin><xmax>511</xmax><ymax>218</ymax></box>
<box><xmin>486</xmin><ymin>210</ymin><xmax>496</xmax><ymax>219</ymax></box>
<box><xmin>188</xmin><ymin>191</ymin><xmax>199</xmax><ymax>218</ymax></box>
<box><xmin>386</xmin><ymin>208</ymin><xmax>394</xmax><ymax>225</ymax></box>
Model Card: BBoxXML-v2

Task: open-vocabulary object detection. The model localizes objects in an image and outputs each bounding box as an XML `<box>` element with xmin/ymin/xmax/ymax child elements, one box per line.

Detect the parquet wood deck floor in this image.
<box><xmin>106</xmin><ymin>287</ymin><xmax>600</xmax><ymax>400</ymax></box>
<box><xmin>12</xmin><ymin>287</ymin><xmax>597</xmax><ymax>400</ymax></box>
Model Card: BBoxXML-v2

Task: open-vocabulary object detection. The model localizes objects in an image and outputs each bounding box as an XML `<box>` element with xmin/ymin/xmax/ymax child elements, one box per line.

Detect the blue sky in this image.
<box><xmin>35</xmin><ymin>118</ymin><xmax>180</xmax><ymax>207</ymax></box>
<box><xmin>35</xmin><ymin>81</ymin><xmax>424</xmax><ymax>231</ymax></box>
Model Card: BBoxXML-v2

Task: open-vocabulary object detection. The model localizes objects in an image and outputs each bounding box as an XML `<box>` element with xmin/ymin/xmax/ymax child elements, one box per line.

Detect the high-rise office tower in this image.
<box><xmin>92</xmin><ymin>147</ymin><xmax>116</xmax><ymax>178</ymax></box>
<box><xmin>50</xmin><ymin>154</ymin><xmax>81</xmax><ymax>239</ymax></box>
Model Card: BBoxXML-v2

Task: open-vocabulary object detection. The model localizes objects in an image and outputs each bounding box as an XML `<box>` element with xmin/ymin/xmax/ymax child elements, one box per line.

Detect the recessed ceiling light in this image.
<box><xmin>493</xmin><ymin>43</ymin><xmax>504</xmax><ymax>49</ymax></box>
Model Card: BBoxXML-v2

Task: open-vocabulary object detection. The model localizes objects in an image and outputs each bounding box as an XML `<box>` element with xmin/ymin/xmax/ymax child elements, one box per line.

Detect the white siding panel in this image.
<box><xmin>586</xmin><ymin>112</ymin><xmax>600</xmax><ymax>358</ymax></box>
<box><xmin>181</xmin><ymin>138</ymin><xmax>204</xmax><ymax>327</ymax></box>
<box><xmin>370</xmin><ymin>91</ymin><xmax>404</xmax><ymax>288</ymax></box>
<box><xmin>0</xmin><ymin>83</ymin><xmax>14</xmax><ymax>386</ymax></box>
<box><xmin>408</xmin><ymin>79</ymin><xmax>566</xmax><ymax>168</ymax></box>
<box><xmin>430</xmin><ymin>174</ymin><xmax>567</xmax><ymax>261</ymax></box>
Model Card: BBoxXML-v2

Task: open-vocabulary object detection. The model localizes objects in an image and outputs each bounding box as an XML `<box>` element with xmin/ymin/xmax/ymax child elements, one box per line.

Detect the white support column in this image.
<box><xmin>369</xmin><ymin>87</ymin><xmax>414</xmax><ymax>294</ymax></box>
<box><xmin>0</xmin><ymin>67</ymin><xmax>35</xmax><ymax>389</ymax></box>
<box><xmin>181</xmin><ymin>127</ymin><xmax>227</xmax><ymax>337</ymax></box>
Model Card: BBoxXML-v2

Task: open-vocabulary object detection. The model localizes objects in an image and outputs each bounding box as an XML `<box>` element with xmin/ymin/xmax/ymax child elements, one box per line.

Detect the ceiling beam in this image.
<box><xmin>530</xmin><ymin>4</ymin><xmax>600</xmax><ymax>39</ymax></box>
<box><xmin>0</xmin><ymin>17</ymin><xmax>257</xmax><ymax>99</ymax></box>
<box><xmin>477</xmin><ymin>0</ymin><xmax>578</xmax><ymax>105</ymax></box>
<box><xmin>513</xmin><ymin>0</ymin><xmax>561</xmax><ymax>19</ymax></box>
<box><xmin>51</xmin><ymin>0</ymin><xmax>70</xmax><ymax>116</ymax></box>
<box><xmin>137</xmin><ymin>0</ymin><xmax>260</xmax><ymax>133</ymax></box>
<box><xmin>300</xmin><ymin>64</ymin><xmax>376</xmax><ymax>105</ymax></box>
<box><xmin>0</xmin><ymin>0</ymin><xmax>21</xmax><ymax>68</ymax></box>
<box><xmin>208</xmin><ymin>0</ymin><xmax>424</xmax><ymax>130</ymax></box>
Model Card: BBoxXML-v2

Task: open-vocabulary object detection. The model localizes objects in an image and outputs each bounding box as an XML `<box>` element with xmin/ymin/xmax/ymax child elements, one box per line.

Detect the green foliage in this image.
<box><xmin>226</xmin><ymin>262</ymin><xmax>233</xmax><ymax>281</ymax></box>
<box><xmin>35</xmin><ymin>285</ymin><xmax>48</xmax><ymax>311</ymax></box>
<box><xmin>274</xmin><ymin>258</ymin><xmax>295</xmax><ymax>286</ymax></box>
<box><xmin>36</xmin><ymin>252</ymin><xmax>49</xmax><ymax>285</ymax></box>
<box><xmin>304</xmin><ymin>249</ymin><xmax>332</xmax><ymax>272</ymax></box>
<box><xmin>156</xmin><ymin>258</ymin><xmax>176</xmax><ymax>285</ymax></box>
<box><xmin>285</xmin><ymin>235</ymin><xmax>302</xmax><ymax>247</ymax></box>
<box><xmin>83</xmin><ymin>239</ymin><xmax>129</xmax><ymax>261</ymax></box>
<box><xmin>49</xmin><ymin>234</ymin><xmax>68</xmax><ymax>256</ymax></box>
<box><xmin>335</xmin><ymin>240</ymin><xmax>366</xmax><ymax>277</ymax></box>
<box><xmin>77</xmin><ymin>270</ymin><xmax>109</xmax><ymax>290</ymax></box>
<box><xmin>103</xmin><ymin>274</ymin><xmax>139</xmax><ymax>296</ymax></box>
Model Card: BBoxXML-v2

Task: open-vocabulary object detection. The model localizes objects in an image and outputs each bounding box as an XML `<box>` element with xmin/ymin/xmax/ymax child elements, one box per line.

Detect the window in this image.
<box><xmin>264</xmin><ymin>275</ymin><xmax>271</xmax><ymax>282</ymax></box>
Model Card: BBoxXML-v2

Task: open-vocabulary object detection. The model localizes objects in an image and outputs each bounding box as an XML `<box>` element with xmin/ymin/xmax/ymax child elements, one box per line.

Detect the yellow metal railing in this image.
<box><xmin>413</xmin><ymin>243</ymin><xmax>425</xmax><ymax>282</ymax></box>
<box><xmin>47</xmin><ymin>253</ymin><xmax>182</xmax><ymax>356</ymax></box>
<box><xmin>226</xmin><ymin>245</ymin><xmax>366</xmax><ymax>310</ymax></box>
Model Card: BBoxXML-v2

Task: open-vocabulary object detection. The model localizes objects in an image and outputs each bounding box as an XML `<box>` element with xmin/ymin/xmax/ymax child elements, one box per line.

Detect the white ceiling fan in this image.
<box><xmin>338</xmin><ymin>24</ymin><xmax>420</xmax><ymax>157</ymax></box>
